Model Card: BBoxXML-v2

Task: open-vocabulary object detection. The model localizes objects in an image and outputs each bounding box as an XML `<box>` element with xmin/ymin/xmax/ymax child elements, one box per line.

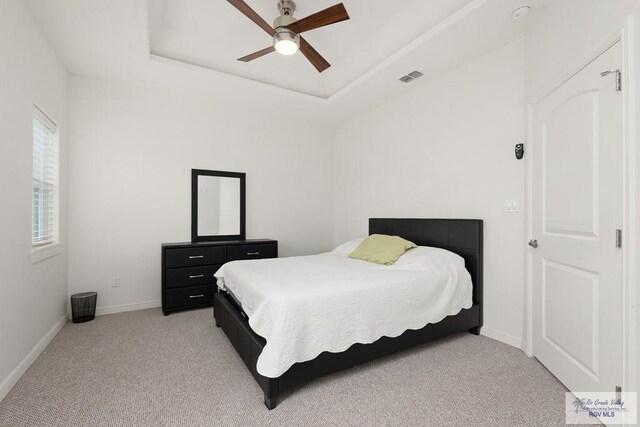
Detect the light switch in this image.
<box><xmin>504</xmin><ymin>199</ymin><xmax>519</xmax><ymax>213</ymax></box>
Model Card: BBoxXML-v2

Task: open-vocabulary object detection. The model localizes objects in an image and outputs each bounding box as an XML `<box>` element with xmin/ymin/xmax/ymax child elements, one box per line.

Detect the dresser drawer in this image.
<box><xmin>162</xmin><ymin>239</ymin><xmax>277</xmax><ymax>315</ymax></box>
<box><xmin>165</xmin><ymin>246</ymin><xmax>225</xmax><ymax>269</ymax></box>
<box><xmin>165</xmin><ymin>265</ymin><xmax>221</xmax><ymax>289</ymax></box>
<box><xmin>227</xmin><ymin>243</ymin><xmax>278</xmax><ymax>261</ymax></box>
<box><xmin>165</xmin><ymin>284</ymin><xmax>214</xmax><ymax>309</ymax></box>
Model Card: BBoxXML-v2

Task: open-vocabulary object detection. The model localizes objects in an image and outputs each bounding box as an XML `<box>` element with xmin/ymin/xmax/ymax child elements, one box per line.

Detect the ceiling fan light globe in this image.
<box><xmin>275</xmin><ymin>39</ymin><xmax>298</xmax><ymax>55</ymax></box>
<box><xmin>273</xmin><ymin>31</ymin><xmax>299</xmax><ymax>55</ymax></box>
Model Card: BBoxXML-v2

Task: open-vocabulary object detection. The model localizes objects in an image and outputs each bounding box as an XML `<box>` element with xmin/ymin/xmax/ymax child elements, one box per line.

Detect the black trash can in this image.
<box><xmin>71</xmin><ymin>292</ymin><xmax>97</xmax><ymax>323</ymax></box>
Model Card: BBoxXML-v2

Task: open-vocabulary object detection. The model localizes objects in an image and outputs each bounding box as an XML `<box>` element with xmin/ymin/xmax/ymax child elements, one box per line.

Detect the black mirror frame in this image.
<box><xmin>191</xmin><ymin>169</ymin><xmax>246</xmax><ymax>243</ymax></box>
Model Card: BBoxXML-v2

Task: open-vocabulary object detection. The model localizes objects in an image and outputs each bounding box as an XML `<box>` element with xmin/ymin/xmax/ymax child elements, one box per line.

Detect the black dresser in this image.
<box><xmin>161</xmin><ymin>239</ymin><xmax>277</xmax><ymax>315</ymax></box>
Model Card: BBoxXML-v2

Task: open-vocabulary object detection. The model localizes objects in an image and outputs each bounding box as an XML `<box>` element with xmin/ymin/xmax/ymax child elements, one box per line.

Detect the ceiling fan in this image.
<box><xmin>227</xmin><ymin>0</ymin><xmax>350</xmax><ymax>73</ymax></box>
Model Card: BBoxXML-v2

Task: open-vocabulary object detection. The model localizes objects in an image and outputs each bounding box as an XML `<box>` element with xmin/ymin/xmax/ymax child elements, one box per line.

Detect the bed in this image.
<box><xmin>213</xmin><ymin>218</ymin><xmax>483</xmax><ymax>409</ymax></box>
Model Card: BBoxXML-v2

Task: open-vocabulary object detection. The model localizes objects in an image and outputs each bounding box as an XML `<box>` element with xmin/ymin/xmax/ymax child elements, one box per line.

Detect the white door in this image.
<box><xmin>531</xmin><ymin>42</ymin><xmax>623</xmax><ymax>393</ymax></box>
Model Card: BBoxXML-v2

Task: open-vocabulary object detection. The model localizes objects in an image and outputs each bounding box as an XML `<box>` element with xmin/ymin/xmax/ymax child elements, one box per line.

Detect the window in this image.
<box><xmin>32</xmin><ymin>107</ymin><xmax>58</xmax><ymax>248</ymax></box>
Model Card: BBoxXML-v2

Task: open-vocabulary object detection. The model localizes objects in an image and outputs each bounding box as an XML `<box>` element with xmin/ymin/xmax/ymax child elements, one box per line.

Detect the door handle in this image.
<box><xmin>528</xmin><ymin>239</ymin><xmax>538</xmax><ymax>248</ymax></box>
<box><xmin>600</xmin><ymin>69</ymin><xmax>621</xmax><ymax>91</ymax></box>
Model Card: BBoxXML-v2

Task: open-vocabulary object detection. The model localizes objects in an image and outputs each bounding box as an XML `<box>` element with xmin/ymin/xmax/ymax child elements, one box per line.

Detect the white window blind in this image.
<box><xmin>32</xmin><ymin>107</ymin><xmax>58</xmax><ymax>246</ymax></box>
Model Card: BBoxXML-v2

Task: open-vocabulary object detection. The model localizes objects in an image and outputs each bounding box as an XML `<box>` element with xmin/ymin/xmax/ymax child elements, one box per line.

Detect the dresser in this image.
<box><xmin>161</xmin><ymin>239</ymin><xmax>278</xmax><ymax>315</ymax></box>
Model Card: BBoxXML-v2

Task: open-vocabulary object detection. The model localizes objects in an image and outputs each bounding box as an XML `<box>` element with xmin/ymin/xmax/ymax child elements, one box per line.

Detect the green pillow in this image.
<box><xmin>348</xmin><ymin>234</ymin><xmax>417</xmax><ymax>265</ymax></box>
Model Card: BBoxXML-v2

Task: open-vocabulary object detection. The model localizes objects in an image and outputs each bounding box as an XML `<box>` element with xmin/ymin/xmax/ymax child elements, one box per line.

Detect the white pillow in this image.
<box><xmin>393</xmin><ymin>246</ymin><xmax>465</xmax><ymax>269</ymax></box>
<box><xmin>331</xmin><ymin>238</ymin><xmax>365</xmax><ymax>255</ymax></box>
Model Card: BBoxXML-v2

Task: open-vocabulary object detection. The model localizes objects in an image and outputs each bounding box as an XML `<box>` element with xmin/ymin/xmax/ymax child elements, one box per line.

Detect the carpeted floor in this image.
<box><xmin>0</xmin><ymin>308</ymin><xmax>568</xmax><ymax>426</ymax></box>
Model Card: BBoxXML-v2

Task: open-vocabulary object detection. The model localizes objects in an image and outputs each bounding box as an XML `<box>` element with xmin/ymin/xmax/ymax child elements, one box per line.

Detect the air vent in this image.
<box><xmin>399</xmin><ymin>71</ymin><xmax>424</xmax><ymax>83</ymax></box>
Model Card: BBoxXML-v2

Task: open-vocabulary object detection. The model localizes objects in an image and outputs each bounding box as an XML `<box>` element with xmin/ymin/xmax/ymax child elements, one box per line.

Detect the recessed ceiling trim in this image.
<box><xmin>328</xmin><ymin>0</ymin><xmax>488</xmax><ymax>103</ymax></box>
<box><xmin>149</xmin><ymin>53</ymin><xmax>330</xmax><ymax>103</ymax></box>
<box><xmin>148</xmin><ymin>0</ymin><xmax>489</xmax><ymax>105</ymax></box>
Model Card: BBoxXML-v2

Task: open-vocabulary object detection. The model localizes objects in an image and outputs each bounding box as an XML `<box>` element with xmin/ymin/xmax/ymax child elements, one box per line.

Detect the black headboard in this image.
<box><xmin>369</xmin><ymin>218</ymin><xmax>483</xmax><ymax>308</ymax></box>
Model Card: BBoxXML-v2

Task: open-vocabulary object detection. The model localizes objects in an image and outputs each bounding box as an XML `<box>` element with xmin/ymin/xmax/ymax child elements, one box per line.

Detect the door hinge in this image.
<box><xmin>600</xmin><ymin>69</ymin><xmax>621</xmax><ymax>91</ymax></box>
<box><xmin>616</xmin><ymin>385</ymin><xmax>622</xmax><ymax>401</ymax></box>
<box><xmin>616</xmin><ymin>229</ymin><xmax>622</xmax><ymax>248</ymax></box>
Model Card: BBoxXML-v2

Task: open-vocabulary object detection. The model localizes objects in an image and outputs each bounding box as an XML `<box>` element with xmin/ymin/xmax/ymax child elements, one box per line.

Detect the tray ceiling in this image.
<box><xmin>148</xmin><ymin>0</ymin><xmax>473</xmax><ymax>98</ymax></box>
<box><xmin>25</xmin><ymin>0</ymin><xmax>548</xmax><ymax>123</ymax></box>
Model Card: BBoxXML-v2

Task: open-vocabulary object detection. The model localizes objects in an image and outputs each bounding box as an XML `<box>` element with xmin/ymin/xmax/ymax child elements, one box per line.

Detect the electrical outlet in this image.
<box><xmin>112</xmin><ymin>276</ymin><xmax>120</xmax><ymax>288</ymax></box>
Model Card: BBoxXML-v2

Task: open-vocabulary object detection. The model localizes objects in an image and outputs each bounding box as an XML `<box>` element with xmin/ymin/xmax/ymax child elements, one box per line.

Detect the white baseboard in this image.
<box><xmin>481</xmin><ymin>327</ymin><xmax>522</xmax><ymax>349</ymax></box>
<box><xmin>0</xmin><ymin>313</ymin><xmax>67</xmax><ymax>402</ymax></box>
<box><xmin>94</xmin><ymin>299</ymin><xmax>161</xmax><ymax>317</ymax></box>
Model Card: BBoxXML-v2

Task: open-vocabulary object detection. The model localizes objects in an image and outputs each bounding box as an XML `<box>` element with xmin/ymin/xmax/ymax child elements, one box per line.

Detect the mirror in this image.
<box><xmin>191</xmin><ymin>169</ymin><xmax>245</xmax><ymax>242</ymax></box>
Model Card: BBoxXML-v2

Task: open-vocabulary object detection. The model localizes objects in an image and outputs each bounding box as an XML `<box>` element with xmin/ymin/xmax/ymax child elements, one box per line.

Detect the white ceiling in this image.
<box><xmin>25</xmin><ymin>0</ymin><xmax>548</xmax><ymax>124</ymax></box>
<box><xmin>148</xmin><ymin>0</ymin><xmax>473</xmax><ymax>98</ymax></box>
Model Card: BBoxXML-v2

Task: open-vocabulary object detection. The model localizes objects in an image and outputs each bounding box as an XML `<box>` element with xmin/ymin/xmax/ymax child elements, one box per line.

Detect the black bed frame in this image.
<box><xmin>213</xmin><ymin>218</ymin><xmax>483</xmax><ymax>409</ymax></box>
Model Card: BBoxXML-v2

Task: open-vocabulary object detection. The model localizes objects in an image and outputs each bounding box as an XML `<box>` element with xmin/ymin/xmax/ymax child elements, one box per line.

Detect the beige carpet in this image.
<box><xmin>0</xmin><ymin>308</ymin><xmax>568</xmax><ymax>426</ymax></box>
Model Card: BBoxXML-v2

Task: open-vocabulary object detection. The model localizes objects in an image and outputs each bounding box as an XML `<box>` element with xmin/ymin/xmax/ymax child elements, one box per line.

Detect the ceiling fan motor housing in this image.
<box><xmin>273</xmin><ymin>13</ymin><xmax>297</xmax><ymax>30</ymax></box>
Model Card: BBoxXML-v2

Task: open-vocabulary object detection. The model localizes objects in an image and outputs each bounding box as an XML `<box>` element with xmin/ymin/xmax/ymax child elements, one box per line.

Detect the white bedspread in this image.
<box><xmin>215</xmin><ymin>247</ymin><xmax>473</xmax><ymax>378</ymax></box>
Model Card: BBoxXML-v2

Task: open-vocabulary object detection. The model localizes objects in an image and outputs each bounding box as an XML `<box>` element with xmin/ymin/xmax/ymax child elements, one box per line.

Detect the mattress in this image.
<box><xmin>215</xmin><ymin>247</ymin><xmax>473</xmax><ymax>378</ymax></box>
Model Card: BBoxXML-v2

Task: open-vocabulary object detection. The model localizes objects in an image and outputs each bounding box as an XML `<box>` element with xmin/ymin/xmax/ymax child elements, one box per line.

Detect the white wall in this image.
<box><xmin>524</xmin><ymin>0</ymin><xmax>640</xmax><ymax>394</ymax></box>
<box><xmin>0</xmin><ymin>0</ymin><xmax>68</xmax><ymax>399</ymax></box>
<box><xmin>67</xmin><ymin>76</ymin><xmax>335</xmax><ymax>312</ymax></box>
<box><xmin>333</xmin><ymin>40</ymin><xmax>526</xmax><ymax>346</ymax></box>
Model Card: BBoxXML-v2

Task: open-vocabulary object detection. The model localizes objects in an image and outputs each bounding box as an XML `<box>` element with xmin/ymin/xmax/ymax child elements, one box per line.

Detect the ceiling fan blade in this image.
<box><xmin>227</xmin><ymin>0</ymin><xmax>275</xmax><ymax>36</ymax></box>
<box><xmin>238</xmin><ymin>46</ymin><xmax>276</xmax><ymax>62</ymax></box>
<box><xmin>299</xmin><ymin>37</ymin><xmax>330</xmax><ymax>73</ymax></box>
<box><xmin>285</xmin><ymin>3</ymin><xmax>349</xmax><ymax>34</ymax></box>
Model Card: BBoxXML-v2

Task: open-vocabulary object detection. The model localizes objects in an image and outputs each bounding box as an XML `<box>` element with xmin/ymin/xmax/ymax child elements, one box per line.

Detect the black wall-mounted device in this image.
<box><xmin>515</xmin><ymin>143</ymin><xmax>524</xmax><ymax>160</ymax></box>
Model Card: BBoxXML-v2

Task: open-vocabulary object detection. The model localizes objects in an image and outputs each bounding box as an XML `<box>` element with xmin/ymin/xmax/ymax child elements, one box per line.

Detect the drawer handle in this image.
<box><xmin>247</xmin><ymin>252</ymin><xmax>260</xmax><ymax>256</ymax></box>
<box><xmin>189</xmin><ymin>294</ymin><xmax>205</xmax><ymax>299</ymax></box>
<box><xmin>189</xmin><ymin>255</ymin><xmax>204</xmax><ymax>259</ymax></box>
<box><xmin>189</xmin><ymin>275</ymin><xmax>204</xmax><ymax>279</ymax></box>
